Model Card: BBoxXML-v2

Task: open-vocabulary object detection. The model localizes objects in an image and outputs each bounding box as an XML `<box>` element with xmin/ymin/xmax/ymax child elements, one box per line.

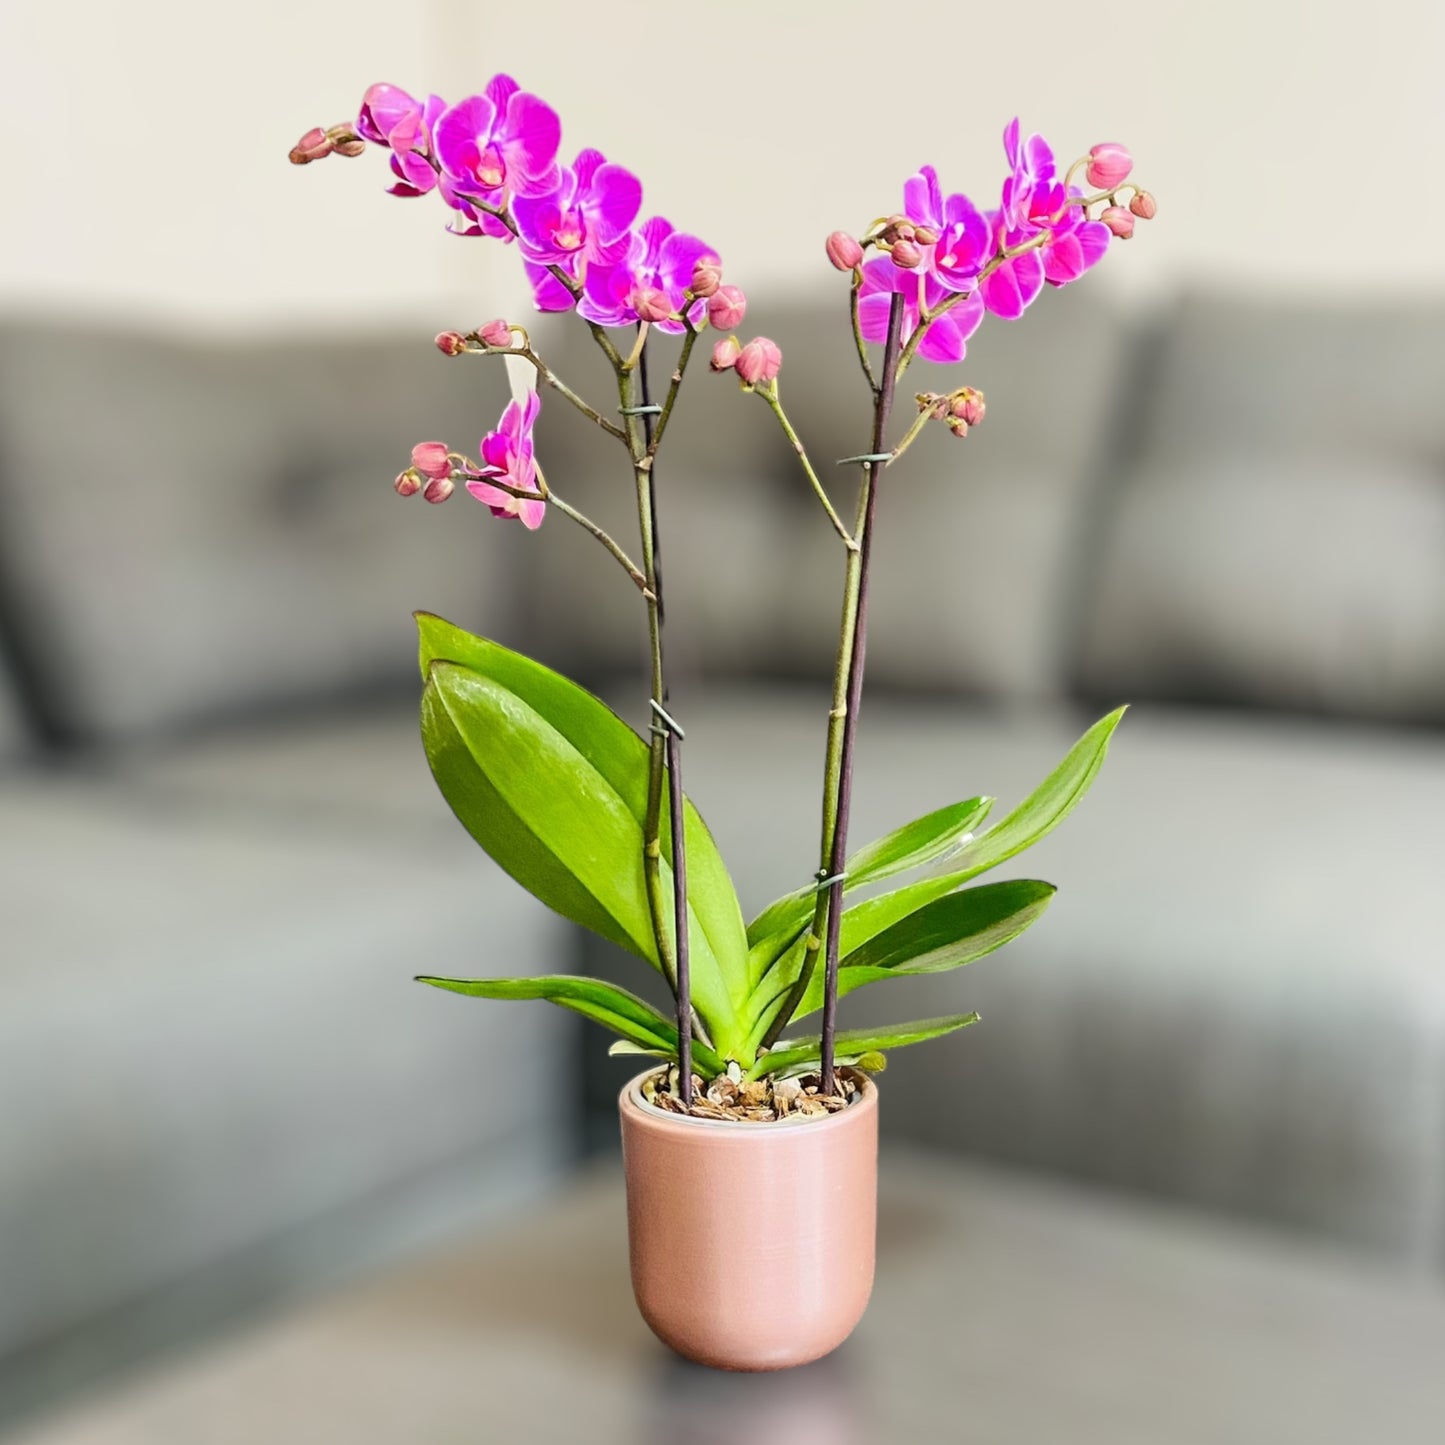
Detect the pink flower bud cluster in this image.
<box><xmin>947</xmin><ymin>388</ymin><xmax>985</xmax><ymax>437</ymax></box>
<box><xmin>397</xmin><ymin>442</ymin><xmax>455</xmax><ymax>502</ymax></box>
<box><xmin>711</xmin><ymin>335</ymin><xmax>781</xmax><ymax>387</ymax></box>
<box><xmin>289</xmin><ymin>124</ymin><xmax>365</xmax><ymax>165</ymax></box>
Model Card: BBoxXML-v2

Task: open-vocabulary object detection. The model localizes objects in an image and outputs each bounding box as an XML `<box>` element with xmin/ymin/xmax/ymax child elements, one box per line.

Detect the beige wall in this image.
<box><xmin>3</xmin><ymin>0</ymin><xmax>1443</xmax><ymax>329</ymax></box>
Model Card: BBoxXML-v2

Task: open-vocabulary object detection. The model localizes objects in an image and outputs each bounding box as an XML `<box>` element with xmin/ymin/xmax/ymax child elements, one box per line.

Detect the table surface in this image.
<box><xmin>11</xmin><ymin>1149</ymin><xmax>1445</xmax><ymax>1445</ymax></box>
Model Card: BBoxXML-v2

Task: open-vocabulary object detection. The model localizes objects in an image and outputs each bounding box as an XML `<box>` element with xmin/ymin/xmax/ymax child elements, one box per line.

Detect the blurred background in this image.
<box><xmin>4</xmin><ymin>0</ymin><xmax>1445</xmax><ymax>1436</ymax></box>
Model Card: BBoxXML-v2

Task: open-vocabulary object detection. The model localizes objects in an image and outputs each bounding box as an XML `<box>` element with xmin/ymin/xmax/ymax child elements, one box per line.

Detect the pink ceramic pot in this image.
<box><xmin>618</xmin><ymin>1069</ymin><xmax>878</xmax><ymax>1371</ymax></box>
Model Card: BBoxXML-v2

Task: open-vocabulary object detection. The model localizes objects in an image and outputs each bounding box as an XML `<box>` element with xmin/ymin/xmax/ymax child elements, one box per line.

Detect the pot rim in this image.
<box><xmin>618</xmin><ymin>1066</ymin><xmax>878</xmax><ymax>1134</ymax></box>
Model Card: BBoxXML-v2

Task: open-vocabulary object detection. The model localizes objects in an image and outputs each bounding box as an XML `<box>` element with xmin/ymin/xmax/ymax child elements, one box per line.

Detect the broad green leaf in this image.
<box><xmin>846</xmin><ymin>795</ymin><xmax>995</xmax><ymax>889</ymax></box>
<box><xmin>828</xmin><ymin>708</ymin><xmax>1124</xmax><ymax>967</ymax></box>
<box><xmin>423</xmin><ymin>662</ymin><xmax>747</xmax><ymax>1059</ymax></box>
<box><xmin>747</xmin><ymin>1012</ymin><xmax>980</xmax><ymax>1080</ymax></box>
<box><xmin>743</xmin><ymin>710</ymin><xmax>1123</xmax><ymax>1043</ymax></box>
<box><xmin>786</xmin><ymin>879</ymin><xmax>1055</xmax><ymax>1021</ymax></box>
<box><xmin>416</xmin><ymin>973</ymin><xmax>723</xmax><ymax>1076</ymax></box>
<box><xmin>416</xmin><ymin>614</ymin><xmax>748</xmax><ymax>1016</ymax></box>
<box><xmin>743</xmin><ymin>795</ymin><xmax>994</xmax><ymax>975</ymax></box>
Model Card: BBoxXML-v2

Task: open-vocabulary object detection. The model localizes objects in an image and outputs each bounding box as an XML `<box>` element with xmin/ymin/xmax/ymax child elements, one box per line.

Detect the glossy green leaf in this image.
<box><xmin>743</xmin><ymin>795</ymin><xmax>994</xmax><ymax>976</ymax></box>
<box><xmin>786</xmin><ymin>879</ymin><xmax>1055</xmax><ymax>1021</ymax></box>
<box><xmin>747</xmin><ymin>1012</ymin><xmax>980</xmax><ymax>1080</ymax></box>
<box><xmin>846</xmin><ymin>795</ymin><xmax>995</xmax><ymax>888</ymax></box>
<box><xmin>422</xmin><ymin>661</ymin><xmax>747</xmax><ymax>1058</ymax></box>
<box><xmin>416</xmin><ymin>613</ymin><xmax>749</xmax><ymax>1022</ymax></box>
<box><xmin>829</xmin><ymin>708</ymin><xmax>1124</xmax><ymax>966</ymax></box>
<box><xmin>416</xmin><ymin>973</ymin><xmax>723</xmax><ymax>1075</ymax></box>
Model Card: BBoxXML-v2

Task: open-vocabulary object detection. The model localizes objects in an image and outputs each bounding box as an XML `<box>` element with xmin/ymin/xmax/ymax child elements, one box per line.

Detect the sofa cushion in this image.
<box><xmin>1078</xmin><ymin>455</ymin><xmax>1445</xmax><ymax>722</ymax></box>
<box><xmin>527</xmin><ymin>283</ymin><xmax>1130</xmax><ymax>701</ymax></box>
<box><xmin>0</xmin><ymin>730</ymin><xmax>571</xmax><ymax>1367</ymax></box>
<box><xmin>1075</xmin><ymin>291</ymin><xmax>1445</xmax><ymax>722</ymax></box>
<box><xmin>609</xmin><ymin>684</ymin><xmax>1445</xmax><ymax>1262</ymax></box>
<box><xmin>1127</xmin><ymin>291</ymin><xmax>1445</xmax><ymax>466</ymax></box>
<box><xmin>0</xmin><ymin>324</ymin><xmax>526</xmax><ymax>745</ymax></box>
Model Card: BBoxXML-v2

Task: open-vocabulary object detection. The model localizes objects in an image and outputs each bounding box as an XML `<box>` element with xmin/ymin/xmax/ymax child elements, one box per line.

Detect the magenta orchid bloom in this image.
<box><xmin>903</xmin><ymin>166</ymin><xmax>991</xmax><ymax>295</ymax></box>
<box><xmin>466</xmin><ymin>392</ymin><xmax>545</xmax><ymax>529</ymax></box>
<box><xmin>1000</xmin><ymin>118</ymin><xmax>1059</xmax><ymax>233</ymax></box>
<box><xmin>524</xmin><ymin>261</ymin><xmax>578</xmax><ymax>313</ymax></box>
<box><xmin>579</xmin><ymin>216</ymin><xmax>715</xmax><ymax>333</ymax></box>
<box><xmin>513</xmin><ymin>149</ymin><xmax>643</xmax><ymax>272</ymax></box>
<box><xmin>356</xmin><ymin>84</ymin><xmax>446</xmax><ymax>197</ymax></box>
<box><xmin>1040</xmin><ymin>199</ymin><xmax>1111</xmax><ymax>286</ymax></box>
<box><xmin>434</xmin><ymin>74</ymin><xmax>562</xmax><ymax>216</ymax></box>
<box><xmin>856</xmin><ymin>257</ymin><xmax>983</xmax><ymax>364</ymax></box>
<box><xmin>978</xmin><ymin>213</ymin><xmax>1046</xmax><ymax>320</ymax></box>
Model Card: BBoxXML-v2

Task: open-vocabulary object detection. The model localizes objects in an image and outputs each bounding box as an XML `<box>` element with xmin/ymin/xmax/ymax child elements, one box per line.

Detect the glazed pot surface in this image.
<box><xmin>618</xmin><ymin>1070</ymin><xmax>878</xmax><ymax>1371</ymax></box>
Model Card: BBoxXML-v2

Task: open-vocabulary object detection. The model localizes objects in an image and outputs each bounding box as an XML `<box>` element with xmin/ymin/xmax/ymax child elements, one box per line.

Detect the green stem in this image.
<box><xmin>611</xmin><ymin>333</ymin><xmax>706</xmax><ymax>1101</ymax></box>
<box><xmin>646</xmin><ymin>325</ymin><xmax>698</xmax><ymax>458</ymax></box>
<box><xmin>850</xmin><ymin>280</ymin><xmax>878</xmax><ymax>394</ymax></box>
<box><xmin>761</xmin><ymin>385</ymin><xmax>857</xmax><ymax>547</ymax></box>
<box><xmin>618</xmin><ymin>366</ymin><xmax>677</xmax><ymax>999</ymax></box>
<box><xmin>446</xmin><ymin>453</ymin><xmax>648</xmax><ymax>592</ymax></box>
<box><xmin>759</xmin><ymin>292</ymin><xmax>906</xmax><ymax>1058</ymax></box>
<box><xmin>887</xmin><ymin>404</ymin><xmax>935</xmax><ymax>465</ymax></box>
<box><xmin>817</xmin><ymin>290</ymin><xmax>907</xmax><ymax>1095</ymax></box>
<box><xmin>512</xmin><ymin>347</ymin><xmax>627</xmax><ymax>441</ymax></box>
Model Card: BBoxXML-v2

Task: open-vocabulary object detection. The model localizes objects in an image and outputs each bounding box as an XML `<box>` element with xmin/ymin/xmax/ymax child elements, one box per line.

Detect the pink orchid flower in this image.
<box><xmin>355</xmin><ymin>83</ymin><xmax>447</xmax><ymax>197</ymax></box>
<box><xmin>903</xmin><ymin>166</ymin><xmax>991</xmax><ymax>295</ymax></box>
<box><xmin>435</xmin><ymin>74</ymin><xmax>562</xmax><ymax>214</ymax></box>
<box><xmin>977</xmin><ymin>211</ymin><xmax>1047</xmax><ymax>321</ymax></box>
<box><xmin>1041</xmin><ymin>198</ymin><xmax>1112</xmax><ymax>286</ymax></box>
<box><xmin>856</xmin><ymin>257</ymin><xmax>983</xmax><ymax>364</ymax></box>
<box><xmin>512</xmin><ymin>149</ymin><xmax>642</xmax><ymax>271</ymax></box>
<box><xmin>466</xmin><ymin>393</ymin><xmax>545</xmax><ymax>530</ymax></box>
<box><xmin>579</xmin><ymin>216</ymin><xmax>715</xmax><ymax>333</ymax></box>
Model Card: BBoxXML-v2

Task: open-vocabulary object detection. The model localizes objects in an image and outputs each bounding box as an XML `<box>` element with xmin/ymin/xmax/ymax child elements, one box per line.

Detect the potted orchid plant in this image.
<box><xmin>290</xmin><ymin>78</ymin><xmax>1153</xmax><ymax>1371</ymax></box>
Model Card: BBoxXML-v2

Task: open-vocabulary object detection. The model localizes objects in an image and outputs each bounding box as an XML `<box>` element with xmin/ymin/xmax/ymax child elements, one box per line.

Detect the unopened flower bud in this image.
<box><xmin>1086</xmin><ymin>143</ymin><xmax>1133</xmax><ymax>190</ymax></box>
<box><xmin>707</xmin><ymin>285</ymin><xmax>747</xmax><ymax>331</ymax></box>
<box><xmin>435</xmin><ymin>330</ymin><xmax>467</xmax><ymax>356</ymax></box>
<box><xmin>478</xmin><ymin>318</ymin><xmax>513</xmax><ymax>348</ymax></box>
<box><xmin>952</xmin><ymin>388</ymin><xmax>986</xmax><ymax>427</ymax></box>
<box><xmin>289</xmin><ymin>127</ymin><xmax>333</xmax><ymax>165</ymax></box>
<box><xmin>423</xmin><ymin>475</ymin><xmax>455</xmax><ymax>504</ymax></box>
<box><xmin>710</xmin><ymin>335</ymin><xmax>741</xmax><ymax>371</ymax></box>
<box><xmin>411</xmin><ymin>442</ymin><xmax>452</xmax><ymax>480</ymax></box>
<box><xmin>633</xmin><ymin>286</ymin><xmax>675</xmax><ymax>324</ymax></box>
<box><xmin>913</xmin><ymin>225</ymin><xmax>940</xmax><ymax>247</ymax></box>
<box><xmin>1101</xmin><ymin>206</ymin><xmax>1135</xmax><ymax>239</ymax></box>
<box><xmin>394</xmin><ymin>469</ymin><xmax>422</xmax><ymax>498</ymax></box>
<box><xmin>881</xmin><ymin>215</ymin><xmax>915</xmax><ymax>245</ymax></box>
<box><xmin>890</xmin><ymin>239</ymin><xmax>922</xmax><ymax>270</ymax></box>
<box><xmin>734</xmin><ymin>337</ymin><xmax>782</xmax><ymax>386</ymax></box>
<box><xmin>690</xmin><ymin>257</ymin><xmax>722</xmax><ymax>298</ymax></box>
<box><xmin>948</xmin><ymin>418</ymin><xmax>969</xmax><ymax>438</ymax></box>
<box><xmin>826</xmin><ymin>230</ymin><xmax>863</xmax><ymax>271</ymax></box>
<box><xmin>1129</xmin><ymin>189</ymin><xmax>1158</xmax><ymax>220</ymax></box>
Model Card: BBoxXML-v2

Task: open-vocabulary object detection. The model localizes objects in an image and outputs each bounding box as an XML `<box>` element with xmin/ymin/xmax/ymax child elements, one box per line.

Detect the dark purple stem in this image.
<box><xmin>819</xmin><ymin>291</ymin><xmax>906</xmax><ymax>1096</ymax></box>
<box><xmin>638</xmin><ymin>341</ymin><xmax>693</xmax><ymax>1104</ymax></box>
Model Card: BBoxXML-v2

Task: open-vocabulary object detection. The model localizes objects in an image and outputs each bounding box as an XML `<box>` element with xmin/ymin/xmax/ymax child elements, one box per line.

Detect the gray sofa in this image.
<box><xmin>3</xmin><ymin>283</ymin><xmax>1444</xmax><ymax>1415</ymax></box>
